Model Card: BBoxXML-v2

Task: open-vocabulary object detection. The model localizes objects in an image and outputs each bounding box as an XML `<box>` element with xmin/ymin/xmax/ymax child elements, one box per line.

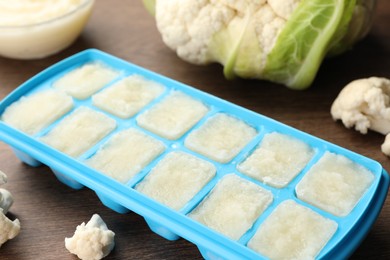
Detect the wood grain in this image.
<box><xmin>1</xmin><ymin>0</ymin><xmax>390</xmax><ymax>259</ymax></box>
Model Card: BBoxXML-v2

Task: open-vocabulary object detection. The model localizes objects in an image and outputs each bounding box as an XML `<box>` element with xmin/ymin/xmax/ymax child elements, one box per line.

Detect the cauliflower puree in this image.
<box><xmin>0</xmin><ymin>0</ymin><xmax>94</xmax><ymax>59</ymax></box>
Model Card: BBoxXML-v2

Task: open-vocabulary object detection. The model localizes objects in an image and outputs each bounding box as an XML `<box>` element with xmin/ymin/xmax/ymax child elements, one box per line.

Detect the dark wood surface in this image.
<box><xmin>1</xmin><ymin>0</ymin><xmax>390</xmax><ymax>259</ymax></box>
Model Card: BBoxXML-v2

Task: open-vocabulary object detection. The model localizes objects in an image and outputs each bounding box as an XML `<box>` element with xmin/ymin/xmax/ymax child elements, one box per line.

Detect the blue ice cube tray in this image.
<box><xmin>0</xmin><ymin>49</ymin><xmax>388</xmax><ymax>259</ymax></box>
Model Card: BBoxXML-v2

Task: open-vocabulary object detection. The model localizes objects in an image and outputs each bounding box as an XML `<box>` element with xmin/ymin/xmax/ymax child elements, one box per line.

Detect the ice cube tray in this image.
<box><xmin>0</xmin><ymin>49</ymin><xmax>388</xmax><ymax>260</ymax></box>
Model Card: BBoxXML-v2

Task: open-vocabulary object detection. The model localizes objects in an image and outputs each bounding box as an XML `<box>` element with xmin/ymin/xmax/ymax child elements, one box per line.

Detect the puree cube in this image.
<box><xmin>185</xmin><ymin>114</ymin><xmax>256</xmax><ymax>163</ymax></box>
<box><xmin>92</xmin><ymin>75</ymin><xmax>165</xmax><ymax>118</ymax></box>
<box><xmin>86</xmin><ymin>128</ymin><xmax>165</xmax><ymax>183</ymax></box>
<box><xmin>296</xmin><ymin>152</ymin><xmax>375</xmax><ymax>216</ymax></box>
<box><xmin>136</xmin><ymin>151</ymin><xmax>216</xmax><ymax>210</ymax></box>
<box><xmin>53</xmin><ymin>62</ymin><xmax>119</xmax><ymax>99</ymax></box>
<box><xmin>237</xmin><ymin>132</ymin><xmax>314</xmax><ymax>188</ymax></box>
<box><xmin>248</xmin><ymin>200</ymin><xmax>338</xmax><ymax>260</ymax></box>
<box><xmin>137</xmin><ymin>91</ymin><xmax>208</xmax><ymax>140</ymax></box>
<box><xmin>189</xmin><ymin>174</ymin><xmax>273</xmax><ymax>241</ymax></box>
<box><xmin>1</xmin><ymin>89</ymin><xmax>73</xmax><ymax>135</ymax></box>
<box><xmin>40</xmin><ymin>107</ymin><xmax>116</xmax><ymax>157</ymax></box>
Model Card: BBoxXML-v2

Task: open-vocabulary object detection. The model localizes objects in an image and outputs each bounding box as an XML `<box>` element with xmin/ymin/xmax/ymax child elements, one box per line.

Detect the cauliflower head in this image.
<box><xmin>144</xmin><ymin>0</ymin><xmax>377</xmax><ymax>89</ymax></box>
<box><xmin>65</xmin><ymin>214</ymin><xmax>115</xmax><ymax>260</ymax></box>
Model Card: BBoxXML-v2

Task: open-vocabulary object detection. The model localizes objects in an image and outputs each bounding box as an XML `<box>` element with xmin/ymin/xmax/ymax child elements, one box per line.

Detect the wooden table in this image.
<box><xmin>1</xmin><ymin>1</ymin><xmax>389</xmax><ymax>259</ymax></box>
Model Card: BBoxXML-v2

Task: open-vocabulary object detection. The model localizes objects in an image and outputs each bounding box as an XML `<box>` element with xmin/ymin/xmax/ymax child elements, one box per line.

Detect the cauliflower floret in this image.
<box><xmin>381</xmin><ymin>134</ymin><xmax>390</xmax><ymax>156</ymax></box>
<box><xmin>0</xmin><ymin>208</ymin><xmax>21</xmax><ymax>248</ymax></box>
<box><xmin>0</xmin><ymin>189</ymin><xmax>14</xmax><ymax>214</ymax></box>
<box><xmin>331</xmin><ymin>77</ymin><xmax>390</xmax><ymax>156</ymax></box>
<box><xmin>155</xmin><ymin>0</ymin><xmax>235</xmax><ymax>64</ymax></box>
<box><xmin>65</xmin><ymin>214</ymin><xmax>115</xmax><ymax>260</ymax></box>
<box><xmin>0</xmin><ymin>170</ymin><xmax>20</xmax><ymax>247</ymax></box>
<box><xmin>331</xmin><ymin>77</ymin><xmax>390</xmax><ymax>135</ymax></box>
<box><xmin>268</xmin><ymin>0</ymin><xmax>300</xmax><ymax>20</ymax></box>
<box><xmin>0</xmin><ymin>170</ymin><xmax>7</xmax><ymax>185</ymax></box>
<box><xmin>0</xmin><ymin>171</ymin><xmax>14</xmax><ymax>214</ymax></box>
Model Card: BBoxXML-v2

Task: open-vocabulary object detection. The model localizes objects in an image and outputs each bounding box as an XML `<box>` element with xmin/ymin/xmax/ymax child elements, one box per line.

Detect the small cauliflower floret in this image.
<box><xmin>65</xmin><ymin>214</ymin><xmax>115</xmax><ymax>260</ymax></box>
<box><xmin>331</xmin><ymin>77</ymin><xmax>390</xmax><ymax>135</ymax></box>
<box><xmin>0</xmin><ymin>171</ymin><xmax>20</xmax><ymax>247</ymax></box>
<box><xmin>0</xmin><ymin>189</ymin><xmax>14</xmax><ymax>214</ymax></box>
<box><xmin>0</xmin><ymin>171</ymin><xmax>13</xmax><ymax>214</ymax></box>
<box><xmin>381</xmin><ymin>134</ymin><xmax>390</xmax><ymax>156</ymax></box>
<box><xmin>0</xmin><ymin>208</ymin><xmax>21</xmax><ymax>248</ymax></box>
<box><xmin>331</xmin><ymin>77</ymin><xmax>390</xmax><ymax>156</ymax></box>
<box><xmin>0</xmin><ymin>170</ymin><xmax>7</xmax><ymax>185</ymax></box>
